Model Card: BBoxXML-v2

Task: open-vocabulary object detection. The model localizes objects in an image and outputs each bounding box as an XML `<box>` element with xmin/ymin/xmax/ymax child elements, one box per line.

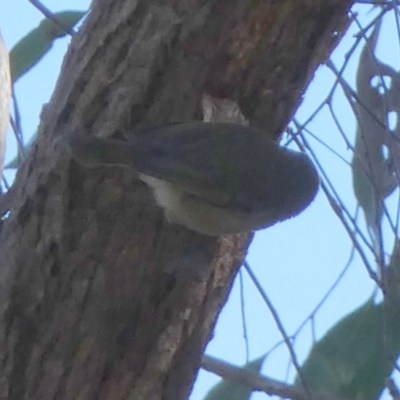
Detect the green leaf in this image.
<box><xmin>351</xmin><ymin>149</ymin><xmax>382</xmax><ymax>237</ymax></box>
<box><xmin>10</xmin><ymin>11</ymin><xmax>85</xmax><ymax>82</ymax></box>
<box><xmin>296</xmin><ymin>300</ymin><xmax>400</xmax><ymax>400</ymax></box>
<box><xmin>203</xmin><ymin>355</ymin><xmax>265</xmax><ymax>400</ymax></box>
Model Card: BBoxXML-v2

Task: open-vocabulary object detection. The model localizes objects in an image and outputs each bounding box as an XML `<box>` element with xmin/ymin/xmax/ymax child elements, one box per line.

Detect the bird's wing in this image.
<box><xmin>132</xmin><ymin>123</ymin><xmax>279</xmax><ymax>211</ymax></box>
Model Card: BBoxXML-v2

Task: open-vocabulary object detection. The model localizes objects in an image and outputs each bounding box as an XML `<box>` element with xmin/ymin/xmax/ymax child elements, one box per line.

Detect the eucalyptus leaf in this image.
<box><xmin>296</xmin><ymin>300</ymin><xmax>400</xmax><ymax>400</ymax></box>
<box><xmin>10</xmin><ymin>11</ymin><xmax>85</xmax><ymax>82</ymax></box>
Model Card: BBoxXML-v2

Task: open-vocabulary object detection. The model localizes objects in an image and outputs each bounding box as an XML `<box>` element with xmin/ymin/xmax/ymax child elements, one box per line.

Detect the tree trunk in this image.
<box><xmin>0</xmin><ymin>0</ymin><xmax>353</xmax><ymax>399</ymax></box>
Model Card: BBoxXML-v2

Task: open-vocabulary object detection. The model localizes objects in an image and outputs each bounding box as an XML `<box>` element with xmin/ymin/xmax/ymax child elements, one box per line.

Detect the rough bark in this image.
<box><xmin>0</xmin><ymin>0</ymin><xmax>353</xmax><ymax>399</ymax></box>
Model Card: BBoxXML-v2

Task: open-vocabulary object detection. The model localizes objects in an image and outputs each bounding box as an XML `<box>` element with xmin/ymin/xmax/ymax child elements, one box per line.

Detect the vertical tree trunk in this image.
<box><xmin>0</xmin><ymin>1</ymin><xmax>353</xmax><ymax>399</ymax></box>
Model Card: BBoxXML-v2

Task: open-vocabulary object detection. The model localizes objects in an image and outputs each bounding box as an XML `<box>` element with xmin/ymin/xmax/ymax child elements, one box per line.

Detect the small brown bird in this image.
<box><xmin>68</xmin><ymin>123</ymin><xmax>319</xmax><ymax>235</ymax></box>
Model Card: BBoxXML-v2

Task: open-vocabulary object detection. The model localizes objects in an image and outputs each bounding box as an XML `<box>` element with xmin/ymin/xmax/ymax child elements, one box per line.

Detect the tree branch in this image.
<box><xmin>202</xmin><ymin>355</ymin><xmax>352</xmax><ymax>400</ymax></box>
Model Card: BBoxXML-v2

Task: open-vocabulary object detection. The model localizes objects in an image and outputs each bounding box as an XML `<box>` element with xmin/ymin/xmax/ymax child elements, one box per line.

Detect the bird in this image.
<box><xmin>67</xmin><ymin>122</ymin><xmax>319</xmax><ymax>236</ymax></box>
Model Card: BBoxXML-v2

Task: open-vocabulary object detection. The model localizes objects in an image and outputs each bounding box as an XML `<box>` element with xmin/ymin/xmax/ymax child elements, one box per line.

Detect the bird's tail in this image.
<box><xmin>67</xmin><ymin>133</ymin><xmax>139</xmax><ymax>169</ymax></box>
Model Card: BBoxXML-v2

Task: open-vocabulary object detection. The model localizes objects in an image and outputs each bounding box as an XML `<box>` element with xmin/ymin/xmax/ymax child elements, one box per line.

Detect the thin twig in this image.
<box><xmin>238</xmin><ymin>270</ymin><xmax>249</xmax><ymax>363</ymax></box>
<box><xmin>28</xmin><ymin>0</ymin><xmax>77</xmax><ymax>36</ymax></box>
<box><xmin>201</xmin><ymin>354</ymin><xmax>352</xmax><ymax>400</ymax></box>
<box><xmin>242</xmin><ymin>261</ymin><xmax>313</xmax><ymax>399</ymax></box>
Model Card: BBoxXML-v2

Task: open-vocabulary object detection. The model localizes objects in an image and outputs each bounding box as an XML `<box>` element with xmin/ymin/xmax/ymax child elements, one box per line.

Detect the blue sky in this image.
<box><xmin>1</xmin><ymin>2</ymin><xmax>397</xmax><ymax>399</ymax></box>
